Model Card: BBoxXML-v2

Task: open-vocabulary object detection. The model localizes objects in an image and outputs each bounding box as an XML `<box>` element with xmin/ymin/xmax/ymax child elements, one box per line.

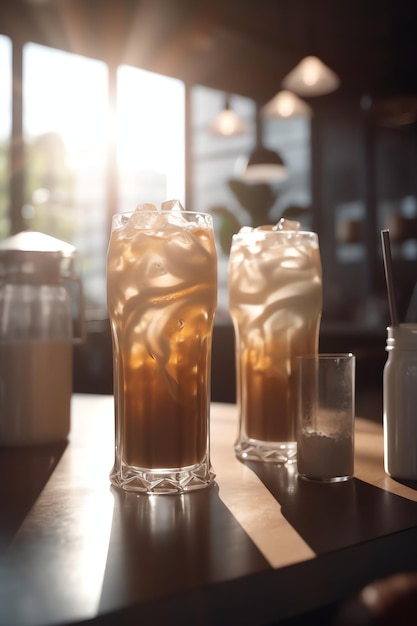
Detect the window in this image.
<box><xmin>0</xmin><ymin>35</ymin><xmax>11</xmax><ymax>238</ymax></box>
<box><xmin>23</xmin><ymin>43</ymin><xmax>109</xmax><ymax>309</ymax></box>
<box><xmin>18</xmin><ymin>43</ymin><xmax>185</xmax><ymax>312</ymax></box>
<box><xmin>191</xmin><ymin>86</ymin><xmax>255</xmax><ymax>315</ymax></box>
<box><xmin>190</xmin><ymin>85</ymin><xmax>311</xmax><ymax>316</ymax></box>
<box><xmin>117</xmin><ymin>65</ymin><xmax>185</xmax><ymax>212</ymax></box>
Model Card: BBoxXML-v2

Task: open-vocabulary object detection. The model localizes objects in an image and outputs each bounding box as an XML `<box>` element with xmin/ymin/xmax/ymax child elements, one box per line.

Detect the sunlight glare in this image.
<box><xmin>23</xmin><ymin>43</ymin><xmax>108</xmax><ymax>168</ymax></box>
<box><xmin>0</xmin><ymin>35</ymin><xmax>12</xmax><ymax>142</ymax></box>
<box><xmin>117</xmin><ymin>65</ymin><xmax>185</xmax><ymax>202</ymax></box>
<box><xmin>23</xmin><ymin>44</ymin><xmax>185</xmax><ymax>201</ymax></box>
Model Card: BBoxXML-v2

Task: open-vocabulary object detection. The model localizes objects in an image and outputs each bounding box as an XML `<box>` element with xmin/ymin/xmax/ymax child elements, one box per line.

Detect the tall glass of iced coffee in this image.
<box><xmin>228</xmin><ymin>220</ymin><xmax>322</xmax><ymax>463</ymax></box>
<box><xmin>107</xmin><ymin>202</ymin><xmax>217</xmax><ymax>493</ymax></box>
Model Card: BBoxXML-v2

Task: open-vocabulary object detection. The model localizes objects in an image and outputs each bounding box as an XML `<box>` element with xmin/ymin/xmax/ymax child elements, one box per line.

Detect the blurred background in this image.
<box><xmin>1</xmin><ymin>0</ymin><xmax>417</xmax><ymax>408</ymax></box>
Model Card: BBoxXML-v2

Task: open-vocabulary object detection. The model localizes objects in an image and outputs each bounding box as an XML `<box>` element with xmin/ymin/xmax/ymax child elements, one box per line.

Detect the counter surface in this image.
<box><xmin>1</xmin><ymin>395</ymin><xmax>417</xmax><ymax>625</ymax></box>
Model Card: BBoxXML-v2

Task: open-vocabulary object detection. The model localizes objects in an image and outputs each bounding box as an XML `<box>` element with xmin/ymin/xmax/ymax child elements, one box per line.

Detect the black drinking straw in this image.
<box><xmin>381</xmin><ymin>229</ymin><xmax>399</xmax><ymax>327</ymax></box>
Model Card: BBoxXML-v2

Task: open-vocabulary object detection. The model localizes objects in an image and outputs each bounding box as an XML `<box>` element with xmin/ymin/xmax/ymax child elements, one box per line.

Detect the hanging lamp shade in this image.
<box><xmin>282</xmin><ymin>55</ymin><xmax>340</xmax><ymax>97</ymax></box>
<box><xmin>262</xmin><ymin>90</ymin><xmax>313</xmax><ymax>119</ymax></box>
<box><xmin>209</xmin><ymin>96</ymin><xmax>247</xmax><ymax>137</ymax></box>
<box><xmin>236</xmin><ymin>103</ymin><xmax>289</xmax><ymax>184</ymax></box>
<box><xmin>241</xmin><ymin>146</ymin><xmax>288</xmax><ymax>183</ymax></box>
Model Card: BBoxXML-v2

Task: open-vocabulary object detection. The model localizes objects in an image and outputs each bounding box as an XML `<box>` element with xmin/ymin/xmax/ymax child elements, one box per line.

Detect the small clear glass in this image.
<box><xmin>296</xmin><ymin>353</ymin><xmax>355</xmax><ymax>482</ymax></box>
<box><xmin>107</xmin><ymin>208</ymin><xmax>217</xmax><ymax>494</ymax></box>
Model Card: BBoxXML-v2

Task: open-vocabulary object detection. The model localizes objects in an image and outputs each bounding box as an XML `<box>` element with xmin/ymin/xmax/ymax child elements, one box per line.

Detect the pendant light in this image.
<box><xmin>281</xmin><ymin>0</ymin><xmax>340</xmax><ymax>97</ymax></box>
<box><xmin>242</xmin><ymin>146</ymin><xmax>287</xmax><ymax>183</ymax></box>
<box><xmin>282</xmin><ymin>55</ymin><xmax>340</xmax><ymax>97</ymax></box>
<box><xmin>262</xmin><ymin>90</ymin><xmax>313</xmax><ymax>119</ymax></box>
<box><xmin>209</xmin><ymin>95</ymin><xmax>247</xmax><ymax>137</ymax></box>
<box><xmin>237</xmin><ymin>105</ymin><xmax>288</xmax><ymax>184</ymax></box>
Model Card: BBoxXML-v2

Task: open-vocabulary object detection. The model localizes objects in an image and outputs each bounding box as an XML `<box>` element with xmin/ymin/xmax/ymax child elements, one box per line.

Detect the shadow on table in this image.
<box><xmin>0</xmin><ymin>441</ymin><xmax>67</xmax><ymax>553</ymax></box>
<box><xmin>94</xmin><ymin>472</ymin><xmax>417</xmax><ymax>626</ymax></box>
<box><xmin>95</xmin><ymin>477</ymin><xmax>417</xmax><ymax>626</ymax></box>
<box><xmin>246</xmin><ymin>461</ymin><xmax>417</xmax><ymax>555</ymax></box>
<box><xmin>98</xmin><ymin>484</ymin><xmax>270</xmax><ymax>614</ymax></box>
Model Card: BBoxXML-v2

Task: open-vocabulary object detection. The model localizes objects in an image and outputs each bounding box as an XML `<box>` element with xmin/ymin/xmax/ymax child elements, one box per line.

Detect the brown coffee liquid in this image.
<box><xmin>119</xmin><ymin>331</ymin><xmax>211</xmax><ymax>468</ymax></box>
<box><xmin>0</xmin><ymin>339</ymin><xmax>72</xmax><ymax>445</ymax></box>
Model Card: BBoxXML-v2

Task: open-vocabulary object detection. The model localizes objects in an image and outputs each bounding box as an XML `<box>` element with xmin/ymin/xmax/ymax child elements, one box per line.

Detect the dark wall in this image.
<box><xmin>312</xmin><ymin>100</ymin><xmax>417</xmax><ymax>327</ymax></box>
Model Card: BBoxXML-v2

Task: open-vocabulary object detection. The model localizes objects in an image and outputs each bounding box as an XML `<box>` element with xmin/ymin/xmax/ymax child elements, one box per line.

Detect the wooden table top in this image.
<box><xmin>0</xmin><ymin>395</ymin><xmax>417</xmax><ymax>625</ymax></box>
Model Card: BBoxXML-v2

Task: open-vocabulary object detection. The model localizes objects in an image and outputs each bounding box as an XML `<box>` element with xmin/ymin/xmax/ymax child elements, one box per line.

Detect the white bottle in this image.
<box><xmin>383</xmin><ymin>323</ymin><xmax>417</xmax><ymax>480</ymax></box>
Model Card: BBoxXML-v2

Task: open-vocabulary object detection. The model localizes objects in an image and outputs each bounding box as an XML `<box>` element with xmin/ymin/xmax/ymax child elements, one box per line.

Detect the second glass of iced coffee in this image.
<box><xmin>228</xmin><ymin>220</ymin><xmax>322</xmax><ymax>463</ymax></box>
<box><xmin>107</xmin><ymin>202</ymin><xmax>217</xmax><ymax>494</ymax></box>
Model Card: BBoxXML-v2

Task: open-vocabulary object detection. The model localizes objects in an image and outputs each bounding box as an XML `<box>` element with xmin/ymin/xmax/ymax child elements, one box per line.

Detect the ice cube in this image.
<box><xmin>128</xmin><ymin>203</ymin><xmax>159</xmax><ymax>229</ymax></box>
<box><xmin>239</xmin><ymin>226</ymin><xmax>254</xmax><ymax>234</ymax></box>
<box><xmin>273</xmin><ymin>218</ymin><xmax>301</xmax><ymax>231</ymax></box>
<box><xmin>135</xmin><ymin>203</ymin><xmax>158</xmax><ymax>212</ymax></box>
<box><xmin>128</xmin><ymin>199</ymin><xmax>190</xmax><ymax>230</ymax></box>
<box><xmin>161</xmin><ymin>199</ymin><xmax>185</xmax><ymax>212</ymax></box>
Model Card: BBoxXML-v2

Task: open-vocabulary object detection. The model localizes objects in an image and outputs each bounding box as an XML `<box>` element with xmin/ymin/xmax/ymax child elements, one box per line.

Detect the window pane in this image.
<box><xmin>191</xmin><ymin>86</ymin><xmax>255</xmax><ymax>315</ymax></box>
<box><xmin>190</xmin><ymin>85</ymin><xmax>311</xmax><ymax>316</ymax></box>
<box><xmin>23</xmin><ymin>43</ymin><xmax>108</xmax><ymax>309</ymax></box>
<box><xmin>117</xmin><ymin>65</ymin><xmax>185</xmax><ymax>211</ymax></box>
<box><xmin>263</xmin><ymin>115</ymin><xmax>311</xmax><ymax>221</ymax></box>
<box><xmin>0</xmin><ymin>35</ymin><xmax>12</xmax><ymax>239</ymax></box>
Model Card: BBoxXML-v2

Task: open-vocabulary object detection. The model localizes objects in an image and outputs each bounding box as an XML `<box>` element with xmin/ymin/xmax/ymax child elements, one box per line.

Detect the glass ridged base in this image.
<box><xmin>235</xmin><ymin>439</ymin><xmax>297</xmax><ymax>464</ymax></box>
<box><xmin>110</xmin><ymin>462</ymin><xmax>215</xmax><ymax>495</ymax></box>
<box><xmin>298</xmin><ymin>473</ymin><xmax>352</xmax><ymax>483</ymax></box>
